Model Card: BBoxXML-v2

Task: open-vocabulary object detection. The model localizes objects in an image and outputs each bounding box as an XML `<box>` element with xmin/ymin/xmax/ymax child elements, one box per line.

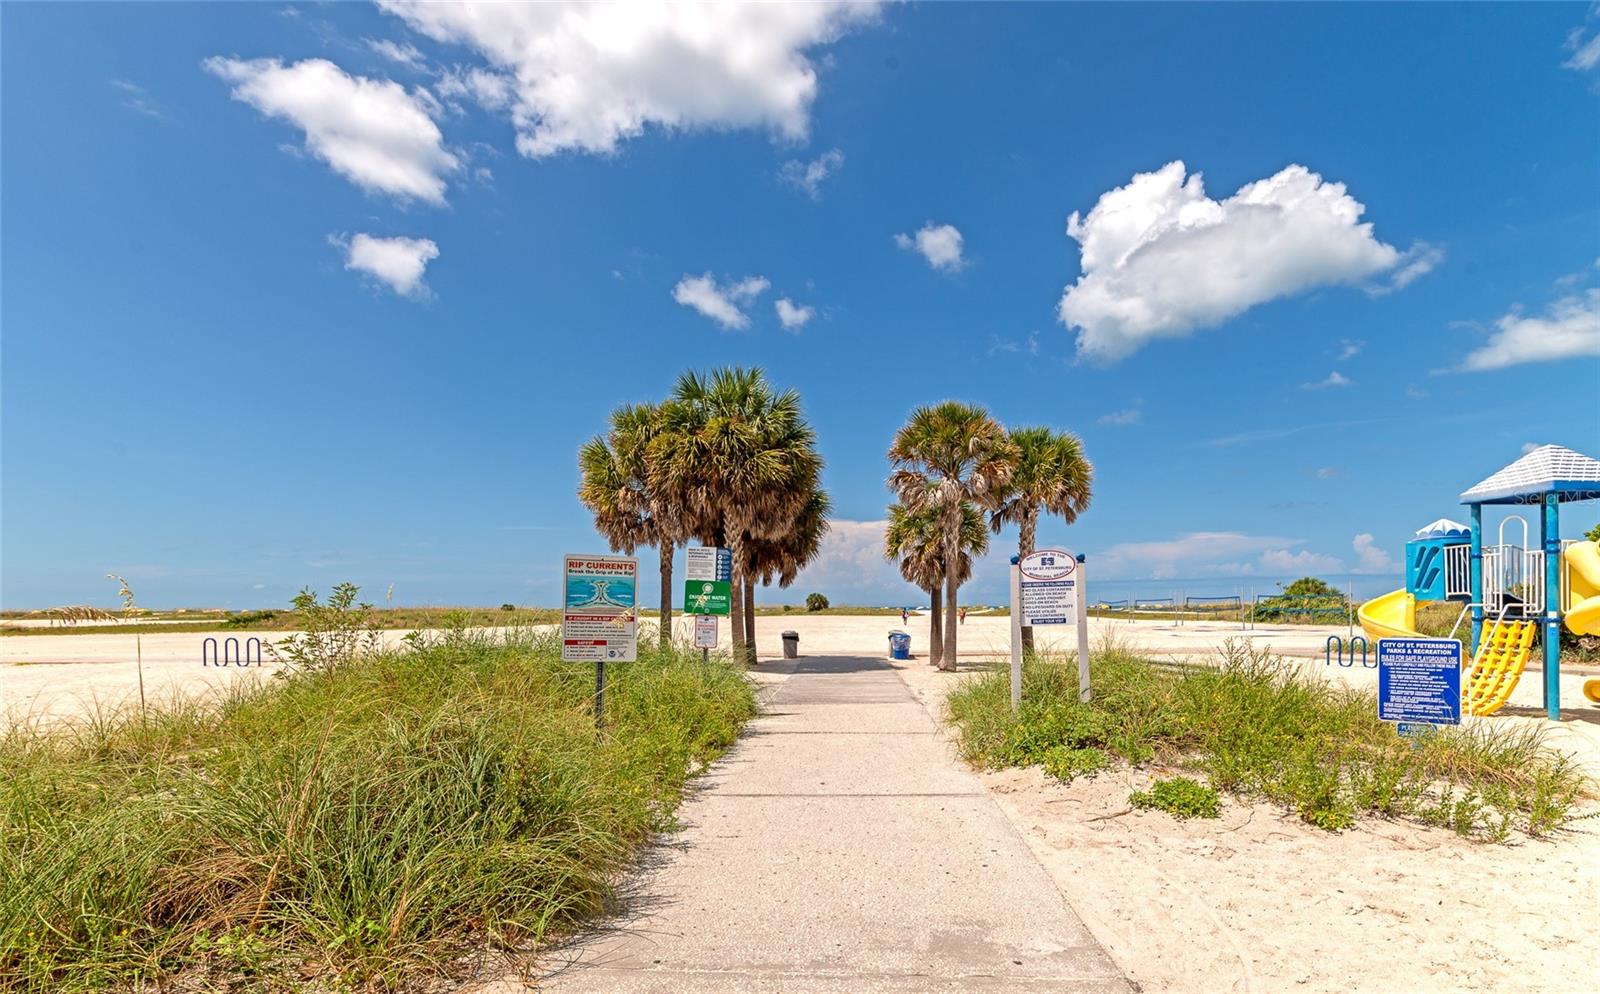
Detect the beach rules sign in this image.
<box><xmin>1010</xmin><ymin>549</ymin><xmax>1092</xmax><ymax>711</ymax></box>
<box><xmin>562</xmin><ymin>554</ymin><xmax>638</xmax><ymax>663</ymax></box>
<box><xmin>1018</xmin><ymin>550</ymin><xmax>1079</xmax><ymax>626</ymax></box>
<box><xmin>683</xmin><ymin>546</ymin><xmax>732</xmax><ymax>617</ymax></box>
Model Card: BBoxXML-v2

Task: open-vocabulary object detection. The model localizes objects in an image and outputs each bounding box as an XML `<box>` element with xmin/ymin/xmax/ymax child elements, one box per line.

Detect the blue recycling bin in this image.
<box><xmin>888</xmin><ymin>631</ymin><xmax>911</xmax><ymax>660</ymax></box>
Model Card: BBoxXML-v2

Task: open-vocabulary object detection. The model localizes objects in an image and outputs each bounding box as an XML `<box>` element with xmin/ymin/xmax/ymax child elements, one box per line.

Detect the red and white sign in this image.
<box><xmin>694</xmin><ymin>614</ymin><xmax>718</xmax><ymax>649</ymax></box>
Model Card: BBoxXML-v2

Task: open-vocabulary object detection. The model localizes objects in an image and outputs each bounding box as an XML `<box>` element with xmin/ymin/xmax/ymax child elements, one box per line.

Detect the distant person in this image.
<box><xmin>959</xmin><ymin>607</ymin><xmax>967</xmax><ymax>625</ymax></box>
<box><xmin>901</xmin><ymin>607</ymin><xmax>909</xmax><ymax>625</ymax></box>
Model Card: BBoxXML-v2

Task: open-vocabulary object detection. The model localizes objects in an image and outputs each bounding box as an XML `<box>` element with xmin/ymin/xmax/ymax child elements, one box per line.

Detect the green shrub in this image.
<box><xmin>805</xmin><ymin>592</ymin><xmax>829</xmax><ymax>612</ymax></box>
<box><xmin>1042</xmin><ymin>746</ymin><xmax>1108</xmax><ymax>782</ymax></box>
<box><xmin>222</xmin><ymin>610</ymin><xmax>277</xmax><ymax>629</ymax></box>
<box><xmin>1130</xmin><ymin>776</ymin><xmax>1221</xmax><ymax>820</ymax></box>
<box><xmin>500</xmin><ymin>603</ymin><xmax>516</xmax><ymax>611</ymax></box>
<box><xmin>268</xmin><ymin>583</ymin><xmax>382</xmax><ymax>674</ymax></box>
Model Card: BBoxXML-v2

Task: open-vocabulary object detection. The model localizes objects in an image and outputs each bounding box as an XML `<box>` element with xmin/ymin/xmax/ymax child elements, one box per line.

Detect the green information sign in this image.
<box><xmin>683</xmin><ymin>579</ymin><xmax>731</xmax><ymax>616</ymax></box>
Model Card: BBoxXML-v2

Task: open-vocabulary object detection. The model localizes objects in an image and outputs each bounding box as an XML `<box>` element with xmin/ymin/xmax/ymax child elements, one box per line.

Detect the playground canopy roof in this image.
<box><xmin>1415</xmin><ymin>518</ymin><xmax>1470</xmax><ymax>539</ymax></box>
<box><xmin>1459</xmin><ymin>445</ymin><xmax>1600</xmax><ymax>505</ymax></box>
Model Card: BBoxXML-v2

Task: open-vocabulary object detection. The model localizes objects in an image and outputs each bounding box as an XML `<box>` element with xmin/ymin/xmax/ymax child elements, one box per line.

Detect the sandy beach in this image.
<box><xmin>892</xmin><ymin>658</ymin><xmax>1600</xmax><ymax>994</ymax></box>
<box><xmin>4</xmin><ymin>613</ymin><xmax>1598</xmax><ymax>992</ymax></box>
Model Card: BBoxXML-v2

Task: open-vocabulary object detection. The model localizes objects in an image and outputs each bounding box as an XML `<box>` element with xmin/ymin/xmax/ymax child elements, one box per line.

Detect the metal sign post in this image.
<box><xmin>1009</xmin><ymin>559</ymin><xmax>1023</xmax><ymax>711</ymax></box>
<box><xmin>1013</xmin><ymin>549</ymin><xmax>1091</xmax><ymax>711</ymax></box>
<box><xmin>1074</xmin><ymin>560</ymin><xmax>1092</xmax><ymax>704</ymax></box>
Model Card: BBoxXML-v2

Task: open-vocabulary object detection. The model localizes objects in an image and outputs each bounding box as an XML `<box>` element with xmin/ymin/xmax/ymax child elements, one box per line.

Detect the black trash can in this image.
<box><xmin>781</xmin><ymin>630</ymin><xmax>799</xmax><ymax>659</ymax></box>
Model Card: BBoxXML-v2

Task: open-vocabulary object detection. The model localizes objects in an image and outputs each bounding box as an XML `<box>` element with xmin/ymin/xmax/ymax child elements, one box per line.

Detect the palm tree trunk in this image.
<box><xmin>942</xmin><ymin>506</ymin><xmax>960</xmax><ymax>672</ymax></box>
<box><xmin>743</xmin><ymin>576</ymin><xmax>756</xmax><ymax>663</ymax></box>
<box><xmin>1019</xmin><ymin>510</ymin><xmax>1037</xmax><ymax>655</ymax></box>
<box><xmin>928</xmin><ymin>586</ymin><xmax>943</xmax><ymax>665</ymax></box>
<box><xmin>728</xmin><ymin>537</ymin><xmax>747</xmax><ymax>666</ymax></box>
<box><xmin>658</xmin><ymin>539</ymin><xmax>674</xmax><ymax>651</ymax></box>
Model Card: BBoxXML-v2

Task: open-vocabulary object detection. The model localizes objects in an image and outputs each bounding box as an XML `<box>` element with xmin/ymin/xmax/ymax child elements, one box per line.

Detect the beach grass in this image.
<box><xmin>0</xmin><ymin>629</ymin><xmax>755</xmax><ymax>990</ymax></box>
<box><xmin>945</xmin><ymin>637</ymin><xmax>1590</xmax><ymax>840</ymax></box>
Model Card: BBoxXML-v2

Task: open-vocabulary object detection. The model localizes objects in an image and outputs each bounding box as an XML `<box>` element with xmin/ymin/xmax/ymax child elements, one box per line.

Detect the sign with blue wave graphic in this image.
<box><xmin>562</xmin><ymin>553</ymin><xmax>638</xmax><ymax>662</ymax></box>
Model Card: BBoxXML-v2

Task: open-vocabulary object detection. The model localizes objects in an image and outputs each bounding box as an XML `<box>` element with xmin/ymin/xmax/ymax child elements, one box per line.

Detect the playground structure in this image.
<box><xmin>1357</xmin><ymin>445</ymin><xmax>1600</xmax><ymax>720</ymax></box>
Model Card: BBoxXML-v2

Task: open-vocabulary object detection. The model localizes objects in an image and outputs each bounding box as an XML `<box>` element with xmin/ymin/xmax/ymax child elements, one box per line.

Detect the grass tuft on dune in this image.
<box><xmin>946</xmin><ymin>637</ymin><xmax>1590</xmax><ymax>840</ymax></box>
<box><xmin>0</xmin><ymin>630</ymin><xmax>755</xmax><ymax>990</ymax></box>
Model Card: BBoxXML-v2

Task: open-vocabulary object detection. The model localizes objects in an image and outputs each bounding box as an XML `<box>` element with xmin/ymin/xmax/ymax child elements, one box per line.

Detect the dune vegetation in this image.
<box><xmin>0</xmin><ymin>624</ymin><xmax>754</xmax><ymax>991</ymax></box>
<box><xmin>946</xmin><ymin>638</ymin><xmax>1590</xmax><ymax>841</ymax></box>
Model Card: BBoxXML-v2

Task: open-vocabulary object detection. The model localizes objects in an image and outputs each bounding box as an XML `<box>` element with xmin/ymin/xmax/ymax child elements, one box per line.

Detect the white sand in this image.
<box><xmin>891</xmin><ymin>657</ymin><xmax>1600</xmax><ymax>994</ymax></box>
<box><xmin>4</xmin><ymin>615</ymin><xmax>1597</xmax><ymax>991</ymax></box>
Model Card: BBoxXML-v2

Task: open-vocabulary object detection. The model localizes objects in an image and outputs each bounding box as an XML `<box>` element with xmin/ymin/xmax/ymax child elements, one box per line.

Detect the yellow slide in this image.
<box><xmin>1562</xmin><ymin>541</ymin><xmax>1600</xmax><ymax>702</ymax></box>
<box><xmin>1357</xmin><ymin>588</ymin><xmax>1417</xmax><ymax>640</ymax></box>
<box><xmin>1357</xmin><ymin>587</ymin><xmax>1536</xmax><ymax>716</ymax></box>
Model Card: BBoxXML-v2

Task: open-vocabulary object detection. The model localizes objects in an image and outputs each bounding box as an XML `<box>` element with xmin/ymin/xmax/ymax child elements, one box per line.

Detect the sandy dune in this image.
<box><xmin>892</xmin><ymin>660</ymin><xmax>1599</xmax><ymax>994</ymax></box>
<box><xmin>3</xmin><ymin>615</ymin><xmax>1596</xmax><ymax>992</ymax></box>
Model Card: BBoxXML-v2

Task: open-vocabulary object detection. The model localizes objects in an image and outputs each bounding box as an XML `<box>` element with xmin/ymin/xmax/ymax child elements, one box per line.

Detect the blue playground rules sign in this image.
<box><xmin>1377</xmin><ymin>637</ymin><xmax>1462</xmax><ymax>726</ymax></box>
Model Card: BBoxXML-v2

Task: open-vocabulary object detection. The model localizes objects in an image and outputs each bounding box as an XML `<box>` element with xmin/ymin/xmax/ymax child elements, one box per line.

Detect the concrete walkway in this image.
<box><xmin>535</xmin><ymin>655</ymin><xmax>1130</xmax><ymax>993</ymax></box>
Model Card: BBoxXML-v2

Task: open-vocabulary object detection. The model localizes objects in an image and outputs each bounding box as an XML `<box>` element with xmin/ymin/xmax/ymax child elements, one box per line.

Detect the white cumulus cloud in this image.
<box><xmin>1259</xmin><ymin>548</ymin><xmax>1343</xmax><ymax>576</ymax></box>
<box><xmin>1301</xmin><ymin>371</ymin><xmax>1352</xmax><ymax>390</ymax></box>
<box><xmin>894</xmin><ymin>222</ymin><xmax>965</xmax><ymax>272</ymax></box>
<box><xmin>1352</xmin><ymin>533</ymin><xmax>1397</xmax><ymax>574</ymax></box>
<box><xmin>1058</xmin><ymin>161</ymin><xmax>1429</xmax><ymax>363</ymax></box>
<box><xmin>336</xmin><ymin>233</ymin><xmax>439</xmax><ymax>297</ymax></box>
<box><xmin>366</xmin><ymin>38</ymin><xmax>427</xmax><ymax>70</ymax></box>
<box><xmin>1094</xmin><ymin>531</ymin><xmax>1340</xmax><ymax>581</ymax></box>
<box><xmin>204</xmin><ymin>57</ymin><xmax>459</xmax><ymax>204</ymax></box>
<box><xmin>672</xmin><ymin>273</ymin><xmax>770</xmax><ymax>330</ymax></box>
<box><xmin>1565</xmin><ymin>25</ymin><xmax>1600</xmax><ymax>71</ymax></box>
<box><xmin>786</xmin><ymin>519</ymin><xmax>915</xmax><ymax>604</ymax></box>
<box><xmin>1459</xmin><ymin>289</ymin><xmax>1600</xmax><ymax>372</ymax></box>
<box><xmin>378</xmin><ymin>1</ymin><xmax>881</xmax><ymax>158</ymax></box>
<box><xmin>775</xmin><ymin>298</ymin><xmax>815</xmax><ymax>331</ymax></box>
<box><xmin>1097</xmin><ymin>408</ymin><xmax>1142</xmax><ymax>427</ymax></box>
<box><xmin>780</xmin><ymin>147</ymin><xmax>844</xmax><ymax>200</ymax></box>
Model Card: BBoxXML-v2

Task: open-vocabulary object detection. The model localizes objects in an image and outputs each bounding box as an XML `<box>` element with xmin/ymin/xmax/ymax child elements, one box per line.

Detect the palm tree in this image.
<box><xmin>888</xmin><ymin>402</ymin><xmax>1017</xmax><ymax>672</ymax></box>
<box><xmin>990</xmin><ymin>427</ymin><xmax>1093</xmax><ymax>653</ymax></box>
<box><xmin>749</xmin><ymin>487</ymin><xmax>832</xmax><ymax>643</ymax></box>
<box><xmin>884</xmin><ymin>502</ymin><xmax>987</xmax><ymax>665</ymax></box>
<box><xmin>578</xmin><ymin>403</ymin><xmax>682</xmax><ymax>649</ymax></box>
<box><xmin>653</xmin><ymin>368</ymin><xmax>824</xmax><ymax>665</ymax></box>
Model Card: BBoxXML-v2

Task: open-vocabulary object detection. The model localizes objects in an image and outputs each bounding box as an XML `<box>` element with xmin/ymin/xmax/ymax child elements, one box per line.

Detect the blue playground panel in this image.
<box><xmin>1405</xmin><ymin>538</ymin><xmax>1465</xmax><ymax>601</ymax></box>
<box><xmin>1377</xmin><ymin>637</ymin><xmax>1462</xmax><ymax>726</ymax></box>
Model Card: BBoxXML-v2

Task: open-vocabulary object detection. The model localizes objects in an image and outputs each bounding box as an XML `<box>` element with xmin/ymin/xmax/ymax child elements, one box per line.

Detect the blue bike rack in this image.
<box><xmin>1324</xmin><ymin>635</ymin><xmax>1374</xmax><ymax>669</ymax></box>
<box><xmin>203</xmin><ymin>636</ymin><xmax>263</xmax><ymax>666</ymax></box>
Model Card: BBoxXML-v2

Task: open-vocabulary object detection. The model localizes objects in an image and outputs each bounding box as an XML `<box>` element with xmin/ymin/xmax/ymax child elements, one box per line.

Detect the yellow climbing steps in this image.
<box><xmin>1464</xmin><ymin>619</ymin><xmax>1537</xmax><ymax>716</ymax></box>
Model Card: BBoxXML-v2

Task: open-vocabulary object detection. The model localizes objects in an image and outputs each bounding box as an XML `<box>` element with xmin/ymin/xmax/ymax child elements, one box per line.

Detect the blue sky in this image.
<box><xmin>3</xmin><ymin>2</ymin><xmax>1598</xmax><ymax>611</ymax></box>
